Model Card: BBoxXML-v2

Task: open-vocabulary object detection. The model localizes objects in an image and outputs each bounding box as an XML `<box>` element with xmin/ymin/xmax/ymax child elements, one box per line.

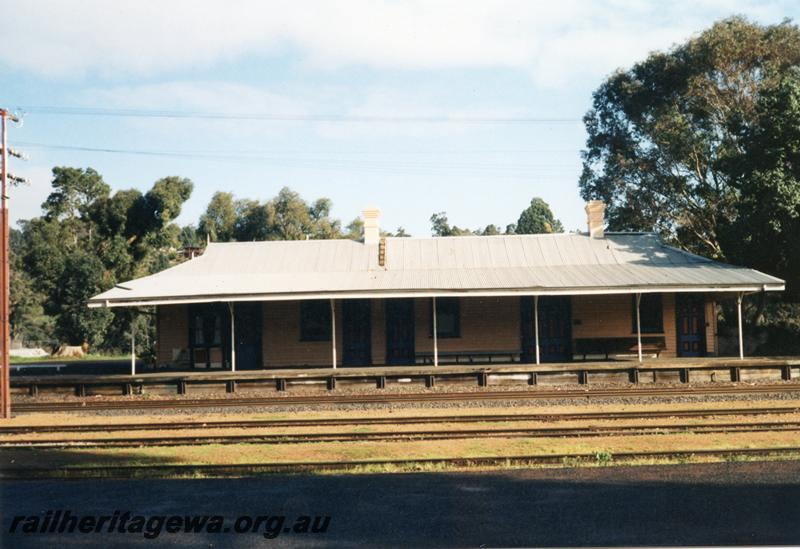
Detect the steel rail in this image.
<box><xmin>2</xmin><ymin>405</ymin><xmax>799</xmax><ymax>434</ymax></box>
<box><xmin>5</xmin><ymin>420</ymin><xmax>800</xmax><ymax>448</ymax></box>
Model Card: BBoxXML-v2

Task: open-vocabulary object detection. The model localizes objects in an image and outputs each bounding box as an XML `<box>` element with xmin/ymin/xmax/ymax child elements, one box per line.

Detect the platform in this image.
<box><xmin>10</xmin><ymin>357</ymin><xmax>800</xmax><ymax>398</ymax></box>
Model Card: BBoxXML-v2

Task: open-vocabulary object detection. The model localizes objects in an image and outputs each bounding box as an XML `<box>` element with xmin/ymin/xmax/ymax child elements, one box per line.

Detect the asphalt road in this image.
<box><xmin>2</xmin><ymin>461</ymin><xmax>800</xmax><ymax>548</ymax></box>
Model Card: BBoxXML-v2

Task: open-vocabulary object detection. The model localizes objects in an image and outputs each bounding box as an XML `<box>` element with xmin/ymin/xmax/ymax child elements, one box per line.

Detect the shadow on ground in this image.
<box><xmin>1</xmin><ymin>461</ymin><xmax>800</xmax><ymax>548</ymax></box>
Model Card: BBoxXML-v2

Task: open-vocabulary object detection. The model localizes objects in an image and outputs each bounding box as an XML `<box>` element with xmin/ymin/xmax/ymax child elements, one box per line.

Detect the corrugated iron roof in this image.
<box><xmin>89</xmin><ymin>233</ymin><xmax>785</xmax><ymax>307</ymax></box>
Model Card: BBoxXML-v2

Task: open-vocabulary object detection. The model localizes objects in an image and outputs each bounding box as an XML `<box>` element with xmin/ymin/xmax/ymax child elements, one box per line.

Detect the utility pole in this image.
<box><xmin>1</xmin><ymin>108</ymin><xmax>25</xmax><ymax>419</ymax></box>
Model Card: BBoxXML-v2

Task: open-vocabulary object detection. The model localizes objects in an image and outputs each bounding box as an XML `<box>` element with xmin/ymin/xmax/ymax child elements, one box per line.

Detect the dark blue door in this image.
<box><xmin>343</xmin><ymin>299</ymin><xmax>372</xmax><ymax>366</ymax></box>
<box><xmin>520</xmin><ymin>296</ymin><xmax>535</xmax><ymax>363</ymax></box>
<box><xmin>676</xmin><ymin>294</ymin><xmax>705</xmax><ymax>357</ymax></box>
<box><xmin>234</xmin><ymin>302</ymin><xmax>262</xmax><ymax>370</ymax></box>
<box><xmin>520</xmin><ymin>296</ymin><xmax>572</xmax><ymax>363</ymax></box>
<box><xmin>385</xmin><ymin>299</ymin><xmax>415</xmax><ymax>365</ymax></box>
<box><xmin>538</xmin><ymin>296</ymin><xmax>572</xmax><ymax>362</ymax></box>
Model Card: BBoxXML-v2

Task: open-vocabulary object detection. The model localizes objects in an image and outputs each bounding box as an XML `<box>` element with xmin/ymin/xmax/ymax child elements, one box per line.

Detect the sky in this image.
<box><xmin>2</xmin><ymin>0</ymin><xmax>799</xmax><ymax>236</ymax></box>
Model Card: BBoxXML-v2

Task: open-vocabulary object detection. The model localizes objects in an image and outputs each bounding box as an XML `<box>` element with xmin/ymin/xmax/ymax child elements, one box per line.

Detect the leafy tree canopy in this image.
<box><xmin>430</xmin><ymin>197</ymin><xmax>560</xmax><ymax>237</ymax></box>
<box><xmin>12</xmin><ymin>167</ymin><xmax>193</xmax><ymax>348</ymax></box>
<box><xmin>718</xmin><ymin>67</ymin><xmax>800</xmax><ymax>298</ymax></box>
<box><xmin>197</xmin><ymin>187</ymin><xmax>345</xmax><ymax>242</ymax></box>
<box><xmin>516</xmin><ymin>197</ymin><xmax>564</xmax><ymax>234</ymax></box>
<box><xmin>580</xmin><ymin>16</ymin><xmax>800</xmax><ymax>263</ymax></box>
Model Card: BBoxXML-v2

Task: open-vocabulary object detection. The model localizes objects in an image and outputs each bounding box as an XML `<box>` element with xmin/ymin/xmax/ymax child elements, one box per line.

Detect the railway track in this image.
<box><xmin>2</xmin><ymin>405</ymin><xmax>799</xmax><ymax>434</ymax></box>
<box><xmin>3</xmin><ymin>447</ymin><xmax>800</xmax><ymax>479</ymax></box>
<box><xmin>5</xmin><ymin>419</ymin><xmax>800</xmax><ymax>448</ymax></box>
<box><xmin>13</xmin><ymin>382</ymin><xmax>800</xmax><ymax>413</ymax></box>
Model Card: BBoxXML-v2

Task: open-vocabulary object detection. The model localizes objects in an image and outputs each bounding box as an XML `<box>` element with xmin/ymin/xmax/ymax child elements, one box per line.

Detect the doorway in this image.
<box><xmin>343</xmin><ymin>299</ymin><xmax>372</xmax><ymax>366</ymax></box>
<box><xmin>385</xmin><ymin>299</ymin><xmax>415</xmax><ymax>365</ymax></box>
<box><xmin>676</xmin><ymin>294</ymin><xmax>706</xmax><ymax>357</ymax></box>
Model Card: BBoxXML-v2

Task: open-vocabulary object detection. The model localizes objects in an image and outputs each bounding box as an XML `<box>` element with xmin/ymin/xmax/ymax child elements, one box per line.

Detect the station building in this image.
<box><xmin>89</xmin><ymin>202</ymin><xmax>785</xmax><ymax>370</ymax></box>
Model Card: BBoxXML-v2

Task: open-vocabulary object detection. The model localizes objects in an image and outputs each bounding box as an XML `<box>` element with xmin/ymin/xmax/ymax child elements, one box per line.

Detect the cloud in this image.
<box><xmin>2</xmin><ymin>0</ymin><xmax>792</xmax><ymax>87</ymax></box>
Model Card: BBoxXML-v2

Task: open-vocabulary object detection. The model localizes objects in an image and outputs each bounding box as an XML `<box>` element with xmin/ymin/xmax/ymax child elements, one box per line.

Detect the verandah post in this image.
<box><xmin>636</xmin><ymin>293</ymin><xmax>643</xmax><ymax>363</ymax></box>
<box><xmin>130</xmin><ymin>313</ymin><xmax>136</xmax><ymax>376</ymax></box>
<box><xmin>229</xmin><ymin>302</ymin><xmax>236</xmax><ymax>372</ymax></box>
<box><xmin>534</xmin><ymin>295</ymin><xmax>540</xmax><ymax>365</ymax></box>
<box><xmin>331</xmin><ymin>299</ymin><xmax>337</xmax><ymax>369</ymax></box>
<box><xmin>737</xmin><ymin>292</ymin><xmax>744</xmax><ymax>360</ymax></box>
<box><xmin>432</xmin><ymin>296</ymin><xmax>438</xmax><ymax>367</ymax></box>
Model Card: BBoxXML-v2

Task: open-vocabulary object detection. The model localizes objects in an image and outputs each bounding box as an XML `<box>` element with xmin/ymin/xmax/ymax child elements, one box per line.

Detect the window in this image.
<box><xmin>300</xmin><ymin>300</ymin><xmax>332</xmax><ymax>341</ymax></box>
<box><xmin>189</xmin><ymin>303</ymin><xmax>226</xmax><ymax>369</ymax></box>
<box><xmin>632</xmin><ymin>294</ymin><xmax>663</xmax><ymax>333</ymax></box>
<box><xmin>190</xmin><ymin>304</ymin><xmax>223</xmax><ymax>346</ymax></box>
<box><xmin>430</xmin><ymin>297</ymin><xmax>460</xmax><ymax>338</ymax></box>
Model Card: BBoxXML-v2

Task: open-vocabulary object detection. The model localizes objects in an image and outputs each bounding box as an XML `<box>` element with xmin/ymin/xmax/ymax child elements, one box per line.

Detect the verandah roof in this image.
<box><xmin>88</xmin><ymin>233</ymin><xmax>785</xmax><ymax>308</ymax></box>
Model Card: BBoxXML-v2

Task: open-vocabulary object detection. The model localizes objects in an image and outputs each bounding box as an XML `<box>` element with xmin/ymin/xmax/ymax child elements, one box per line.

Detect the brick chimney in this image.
<box><xmin>585</xmin><ymin>200</ymin><xmax>606</xmax><ymax>238</ymax></box>
<box><xmin>362</xmin><ymin>206</ymin><xmax>381</xmax><ymax>244</ymax></box>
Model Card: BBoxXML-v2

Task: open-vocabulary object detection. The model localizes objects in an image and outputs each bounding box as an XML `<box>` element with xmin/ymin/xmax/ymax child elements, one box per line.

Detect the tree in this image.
<box><xmin>389</xmin><ymin>227</ymin><xmax>411</xmax><ymax>237</ymax></box>
<box><xmin>234</xmin><ymin>199</ymin><xmax>270</xmax><ymax>241</ymax></box>
<box><xmin>718</xmin><ymin>67</ymin><xmax>800</xmax><ymax>298</ymax></box>
<box><xmin>516</xmin><ymin>198</ymin><xmax>563</xmax><ymax>234</ymax></box>
<box><xmin>51</xmin><ymin>251</ymin><xmax>114</xmax><ymax>346</ymax></box>
<box><xmin>344</xmin><ymin>218</ymin><xmax>364</xmax><ymax>240</ymax></box>
<box><xmin>9</xmin><ymin>229</ymin><xmax>52</xmax><ymax>346</ymax></box>
<box><xmin>179</xmin><ymin>225</ymin><xmax>201</xmax><ymax>248</ymax></box>
<box><xmin>42</xmin><ymin>167</ymin><xmax>110</xmax><ymax>222</ymax></box>
<box><xmin>197</xmin><ymin>187</ymin><xmax>346</xmax><ymax>242</ymax></box>
<box><xmin>14</xmin><ymin>167</ymin><xmax>193</xmax><ymax>350</ymax></box>
<box><xmin>198</xmin><ymin>191</ymin><xmax>237</xmax><ymax>242</ymax></box>
<box><xmin>579</xmin><ymin>17</ymin><xmax>800</xmax><ymax>259</ymax></box>
<box><xmin>431</xmin><ymin>212</ymin><xmax>518</xmax><ymax>237</ymax></box>
<box><xmin>430</xmin><ymin>212</ymin><xmax>474</xmax><ymax>236</ymax></box>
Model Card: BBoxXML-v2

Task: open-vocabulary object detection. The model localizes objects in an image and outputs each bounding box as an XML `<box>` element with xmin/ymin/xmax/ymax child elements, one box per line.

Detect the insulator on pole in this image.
<box><xmin>7</xmin><ymin>174</ymin><xmax>29</xmax><ymax>185</ymax></box>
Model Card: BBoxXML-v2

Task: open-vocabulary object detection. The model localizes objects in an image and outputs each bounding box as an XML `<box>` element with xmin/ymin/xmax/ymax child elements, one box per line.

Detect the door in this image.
<box><xmin>520</xmin><ymin>296</ymin><xmax>535</xmax><ymax>363</ymax></box>
<box><xmin>520</xmin><ymin>296</ymin><xmax>572</xmax><ymax>363</ymax></box>
<box><xmin>343</xmin><ymin>299</ymin><xmax>372</xmax><ymax>366</ymax></box>
<box><xmin>188</xmin><ymin>303</ymin><xmax>227</xmax><ymax>369</ymax></box>
<box><xmin>233</xmin><ymin>302</ymin><xmax>262</xmax><ymax>370</ymax></box>
<box><xmin>676</xmin><ymin>294</ymin><xmax>706</xmax><ymax>357</ymax></box>
<box><xmin>385</xmin><ymin>298</ymin><xmax>415</xmax><ymax>365</ymax></box>
<box><xmin>539</xmin><ymin>296</ymin><xmax>572</xmax><ymax>362</ymax></box>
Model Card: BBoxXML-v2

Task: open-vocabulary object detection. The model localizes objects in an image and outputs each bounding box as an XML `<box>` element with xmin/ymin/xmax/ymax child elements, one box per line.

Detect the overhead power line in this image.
<box><xmin>17</xmin><ymin>140</ymin><xmax>581</xmax><ymax>158</ymax></box>
<box><xmin>17</xmin><ymin>140</ymin><xmax>582</xmax><ymax>180</ymax></box>
<box><xmin>17</xmin><ymin>105</ymin><xmax>582</xmax><ymax>125</ymax></box>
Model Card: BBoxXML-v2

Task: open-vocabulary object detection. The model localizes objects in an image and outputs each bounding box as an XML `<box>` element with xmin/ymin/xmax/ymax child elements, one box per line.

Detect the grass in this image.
<box><xmin>10</xmin><ymin>353</ymin><xmax>130</xmax><ymax>364</ymax></box>
<box><xmin>3</xmin><ymin>429</ymin><xmax>800</xmax><ymax>472</ymax></box>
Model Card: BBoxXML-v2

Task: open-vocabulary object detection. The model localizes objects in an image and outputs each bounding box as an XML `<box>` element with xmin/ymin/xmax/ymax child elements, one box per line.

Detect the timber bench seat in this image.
<box><xmin>573</xmin><ymin>336</ymin><xmax>667</xmax><ymax>360</ymax></box>
<box><xmin>415</xmin><ymin>349</ymin><xmax>521</xmax><ymax>365</ymax></box>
